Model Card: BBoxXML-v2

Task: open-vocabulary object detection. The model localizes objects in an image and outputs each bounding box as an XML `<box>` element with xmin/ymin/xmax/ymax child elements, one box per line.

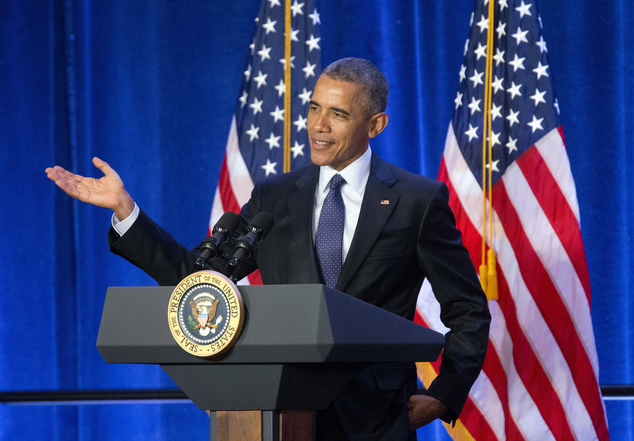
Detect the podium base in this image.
<box><xmin>210</xmin><ymin>410</ymin><xmax>315</xmax><ymax>441</ymax></box>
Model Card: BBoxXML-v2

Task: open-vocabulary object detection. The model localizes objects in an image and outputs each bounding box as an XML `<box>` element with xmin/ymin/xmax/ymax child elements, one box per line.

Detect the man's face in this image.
<box><xmin>307</xmin><ymin>75</ymin><xmax>372</xmax><ymax>171</ymax></box>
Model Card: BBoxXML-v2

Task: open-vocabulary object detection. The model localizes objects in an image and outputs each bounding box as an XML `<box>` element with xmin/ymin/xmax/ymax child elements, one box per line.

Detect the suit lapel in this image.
<box><xmin>337</xmin><ymin>155</ymin><xmax>399</xmax><ymax>292</ymax></box>
<box><xmin>288</xmin><ymin>166</ymin><xmax>322</xmax><ymax>283</ymax></box>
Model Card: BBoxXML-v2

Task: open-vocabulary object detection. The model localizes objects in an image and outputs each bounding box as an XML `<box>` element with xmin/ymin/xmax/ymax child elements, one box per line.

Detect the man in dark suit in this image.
<box><xmin>47</xmin><ymin>58</ymin><xmax>490</xmax><ymax>440</ymax></box>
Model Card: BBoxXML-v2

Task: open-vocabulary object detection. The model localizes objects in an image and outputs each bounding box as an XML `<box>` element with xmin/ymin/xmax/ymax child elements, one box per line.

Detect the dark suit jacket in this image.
<box><xmin>109</xmin><ymin>153</ymin><xmax>490</xmax><ymax>440</ymax></box>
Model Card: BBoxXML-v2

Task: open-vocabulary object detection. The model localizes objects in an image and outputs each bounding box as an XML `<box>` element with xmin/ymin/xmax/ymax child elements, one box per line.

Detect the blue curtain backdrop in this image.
<box><xmin>1</xmin><ymin>0</ymin><xmax>632</xmax><ymax>440</ymax></box>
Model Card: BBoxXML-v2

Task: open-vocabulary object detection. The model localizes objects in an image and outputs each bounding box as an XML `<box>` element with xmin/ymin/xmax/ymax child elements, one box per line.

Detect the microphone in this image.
<box><xmin>226</xmin><ymin>212</ymin><xmax>275</xmax><ymax>278</ymax></box>
<box><xmin>194</xmin><ymin>212</ymin><xmax>241</xmax><ymax>270</ymax></box>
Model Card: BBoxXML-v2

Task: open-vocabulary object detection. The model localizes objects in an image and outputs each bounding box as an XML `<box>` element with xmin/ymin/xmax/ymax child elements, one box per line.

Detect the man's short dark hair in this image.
<box><xmin>322</xmin><ymin>57</ymin><xmax>389</xmax><ymax>116</ymax></box>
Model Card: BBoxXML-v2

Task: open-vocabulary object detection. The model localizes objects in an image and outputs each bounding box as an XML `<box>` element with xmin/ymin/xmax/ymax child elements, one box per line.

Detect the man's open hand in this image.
<box><xmin>46</xmin><ymin>157</ymin><xmax>135</xmax><ymax>219</ymax></box>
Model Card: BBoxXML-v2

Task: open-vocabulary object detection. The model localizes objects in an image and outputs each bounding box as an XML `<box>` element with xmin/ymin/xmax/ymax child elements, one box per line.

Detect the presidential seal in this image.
<box><xmin>168</xmin><ymin>270</ymin><xmax>244</xmax><ymax>357</ymax></box>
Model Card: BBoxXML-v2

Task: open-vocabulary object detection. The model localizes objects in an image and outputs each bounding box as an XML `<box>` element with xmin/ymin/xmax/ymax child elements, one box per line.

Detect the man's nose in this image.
<box><xmin>310</xmin><ymin>113</ymin><xmax>329</xmax><ymax>132</ymax></box>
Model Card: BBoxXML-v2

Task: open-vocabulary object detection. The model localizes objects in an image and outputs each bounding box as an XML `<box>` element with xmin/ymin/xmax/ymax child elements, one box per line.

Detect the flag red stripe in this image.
<box><xmin>516</xmin><ymin>145</ymin><xmax>592</xmax><ymax>302</ymax></box>
<box><xmin>459</xmin><ymin>397</ymin><xmax>499</xmax><ymax>440</ymax></box>
<box><xmin>247</xmin><ymin>270</ymin><xmax>263</xmax><ymax>285</ymax></box>
<box><xmin>558</xmin><ymin>125</ymin><xmax>567</xmax><ymax>147</ymax></box>
<box><xmin>218</xmin><ymin>156</ymin><xmax>242</xmax><ymax>214</ymax></box>
<box><xmin>413</xmin><ymin>309</ymin><xmax>427</xmax><ymax>327</ymax></box>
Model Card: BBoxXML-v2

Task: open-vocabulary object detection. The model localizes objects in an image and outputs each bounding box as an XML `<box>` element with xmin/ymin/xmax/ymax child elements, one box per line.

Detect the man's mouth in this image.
<box><xmin>313</xmin><ymin>139</ymin><xmax>333</xmax><ymax>146</ymax></box>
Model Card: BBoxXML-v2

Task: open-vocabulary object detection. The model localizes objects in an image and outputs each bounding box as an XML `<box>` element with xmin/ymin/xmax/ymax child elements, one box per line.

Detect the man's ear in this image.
<box><xmin>368</xmin><ymin>112</ymin><xmax>389</xmax><ymax>138</ymax></box>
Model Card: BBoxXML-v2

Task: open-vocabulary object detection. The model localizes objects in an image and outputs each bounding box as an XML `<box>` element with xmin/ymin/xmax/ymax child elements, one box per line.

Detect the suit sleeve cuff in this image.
<box><xmin>112</xmin><ymin>203</ymin><xmax>140</xmax><ymax>236</ymax></box>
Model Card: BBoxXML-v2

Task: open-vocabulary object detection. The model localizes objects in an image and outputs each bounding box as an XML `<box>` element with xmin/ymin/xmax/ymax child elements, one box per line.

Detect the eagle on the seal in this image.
<box><xmin>190</xmin><ymin>297</ymin><xmax>220</xmax><ymax>329</ymax></box>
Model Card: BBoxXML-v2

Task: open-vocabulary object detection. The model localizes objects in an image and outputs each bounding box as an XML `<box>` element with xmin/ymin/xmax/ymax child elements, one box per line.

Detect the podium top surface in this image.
<box><xmin>97</xmin><ymin>284</ymin><xmax>444</xmax><ymax>365</ymax></box>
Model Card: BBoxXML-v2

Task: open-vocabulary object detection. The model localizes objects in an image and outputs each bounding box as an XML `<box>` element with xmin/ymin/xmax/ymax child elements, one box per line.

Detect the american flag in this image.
<box><xmin>416</xmin><ymin>0</ymin><xmax>610</xmax><ymax>440</ymax></box>
<box><xmin>208</xmin><ymin>0</ymin><xmax>321</xmax><ymax>284</ymax></box>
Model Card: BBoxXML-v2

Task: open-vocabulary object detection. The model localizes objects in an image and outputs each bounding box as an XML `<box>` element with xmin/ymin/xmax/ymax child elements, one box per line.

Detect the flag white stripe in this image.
<box><xmin>416</xmin><ymin>279</ymin><xmax>449</xmax><ymax>334</ymax></box>
<box><xmin>534</xmin><ymin>129</ymin><xmax>581</xmax><ymax>222</ymax></box>
<box><xmin>506</xmin><ymin>359</ymin><xmax>556</xmax><ymax>441</ymax></box>
<box><xmin>226</xmin><ymin>116</ymin><xmax>254</xmax><ymax>209</ymax></box>
<box><xmin>209</xmin><ymin>187</ymin><xmax>225</xmax><ymax>229</ymax></box>
<box><xmin>467</xmin><ymin>369</ymin><xmax>505</xmax><ymax>441</ymax></box>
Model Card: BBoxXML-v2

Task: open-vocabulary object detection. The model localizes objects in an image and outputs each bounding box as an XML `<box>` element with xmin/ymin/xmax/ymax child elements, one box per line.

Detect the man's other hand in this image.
<box><xmin>408</xmin><ymin>394</ymin><xmax>448</xmax><ymax>430</ymax></box>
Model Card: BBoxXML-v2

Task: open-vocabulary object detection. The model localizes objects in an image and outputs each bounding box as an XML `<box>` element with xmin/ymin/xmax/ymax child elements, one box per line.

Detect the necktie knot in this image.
<box><xmin>329</xmin><ymin>174</ymin><xmax>345</xmax><ymax>192</ymax></box>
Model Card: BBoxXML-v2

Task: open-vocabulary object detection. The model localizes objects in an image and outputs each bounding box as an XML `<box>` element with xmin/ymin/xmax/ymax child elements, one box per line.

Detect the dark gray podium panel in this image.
<box><xmin>161</xmin><ymin>363</ymin><xmax>361</xmax><ymax>410</ymax></box>
<box><xmin>96</xmin><ymin>284</ymin><xmax>444</xmax><ymax>410</ymax></box>
<box><xmin>97</xmin><ymin>284</ymin><xmax>444</xmax><ymax>364</ymax></box>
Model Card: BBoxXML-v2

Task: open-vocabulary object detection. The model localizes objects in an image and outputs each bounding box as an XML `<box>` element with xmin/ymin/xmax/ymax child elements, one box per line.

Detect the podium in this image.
<box><xmin>97</xmin><ymin>284</ymin><xmax>444</xmax><ymax>440</ymax></box>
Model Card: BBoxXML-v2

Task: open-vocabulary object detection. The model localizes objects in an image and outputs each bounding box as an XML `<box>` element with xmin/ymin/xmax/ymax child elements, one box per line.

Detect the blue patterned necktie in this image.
<box><xmin>316</xmin><ymin>174</ymin><xmax>346</xmax><ymax>289</ymax></box>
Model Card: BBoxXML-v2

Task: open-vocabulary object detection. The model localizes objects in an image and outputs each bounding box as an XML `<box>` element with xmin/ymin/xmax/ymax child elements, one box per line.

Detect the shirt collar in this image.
<box><xmin>318</xmin><ymin>147</ymin><xmax>372</xmax><ymax>195</ymax></box>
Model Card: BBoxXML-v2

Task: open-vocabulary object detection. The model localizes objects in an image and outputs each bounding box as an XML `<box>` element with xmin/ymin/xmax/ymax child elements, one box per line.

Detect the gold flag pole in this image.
<box><xmin>480</xmin><ymin>0</ymin><xmax>498</xmax><ymax>300</ymax></box>
<box><xmin>283</xmin><ymin>0</ymin><xmax>292</xmax><ymax>173</ymax></box>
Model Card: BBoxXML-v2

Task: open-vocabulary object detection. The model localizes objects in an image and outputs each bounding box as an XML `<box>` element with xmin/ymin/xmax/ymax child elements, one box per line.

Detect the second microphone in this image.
<box><xmin>226</xmin><ymin>212</ymin><xmax>275</xmax><ymax>278</ymax></box>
